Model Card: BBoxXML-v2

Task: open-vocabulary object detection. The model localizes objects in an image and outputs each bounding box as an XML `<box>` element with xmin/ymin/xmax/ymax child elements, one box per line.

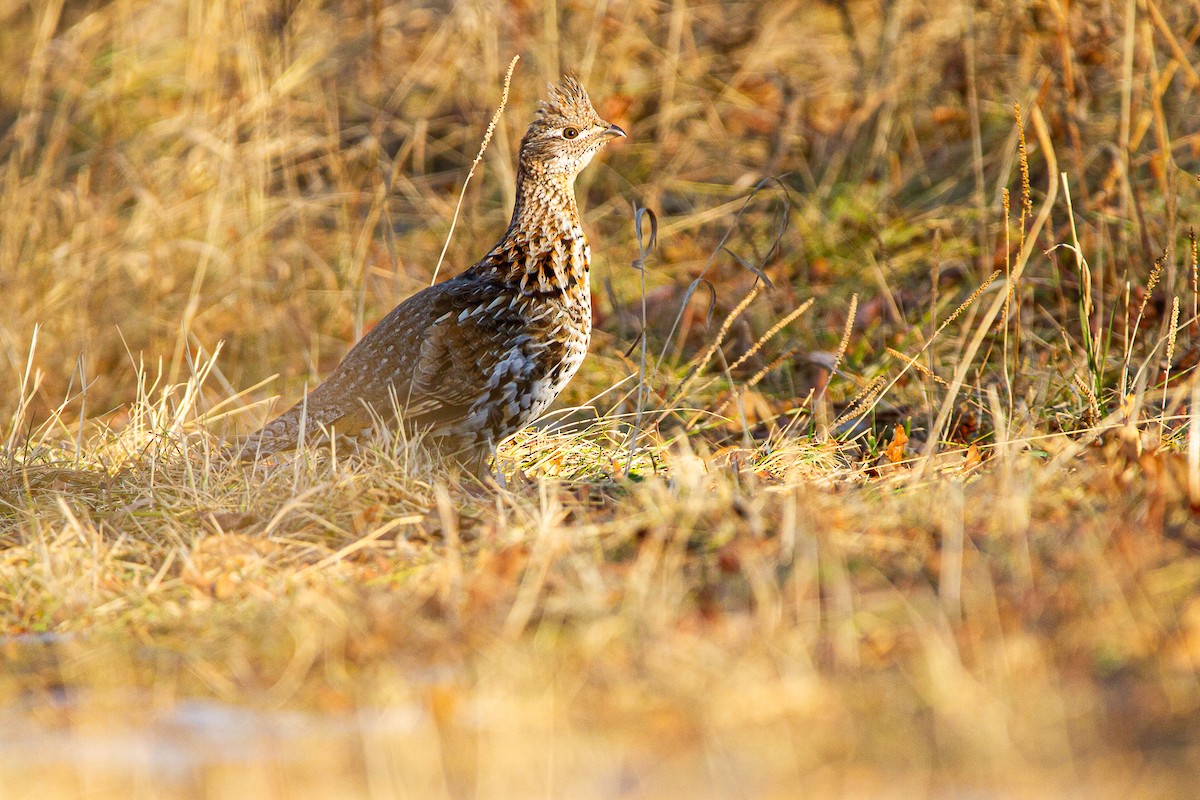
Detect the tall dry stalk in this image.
<box><xmin>431</xmin><ymin>55</ymin><xmax>520</xmax><ymax>285</ymax></box>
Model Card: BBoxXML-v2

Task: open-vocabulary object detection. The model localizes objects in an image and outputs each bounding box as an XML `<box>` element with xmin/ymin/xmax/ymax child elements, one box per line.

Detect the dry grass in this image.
<box><xmin>3</xmin><ymin>0</ymin><xmax>1200</xmax><ymax>797</ymax></box>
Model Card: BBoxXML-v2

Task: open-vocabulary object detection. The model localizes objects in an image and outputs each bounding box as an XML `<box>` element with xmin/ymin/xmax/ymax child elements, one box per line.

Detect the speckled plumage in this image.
<box><xmin>238</xmin><ymin>76</ymin><xmax>624</xmax><ymax>471</ymax></box>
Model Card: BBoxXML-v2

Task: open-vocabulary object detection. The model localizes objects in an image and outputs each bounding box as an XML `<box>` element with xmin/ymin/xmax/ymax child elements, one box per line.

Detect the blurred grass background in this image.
<box><xmin>2</xmin><ymin>0</ymin><xmax>1200</xmax><ymax>797</ymax></box>
<box><xmin>5</xmin><ymin>0</ymin><xmax>1195</xmax><ymax>433</ymax></box>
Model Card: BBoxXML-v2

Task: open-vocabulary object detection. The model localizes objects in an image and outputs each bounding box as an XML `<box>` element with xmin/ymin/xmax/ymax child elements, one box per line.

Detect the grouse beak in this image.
<box><xmin>600</xmin><ymin>123</ymin><xmax>627</xmax><ymax>141</ymax></box>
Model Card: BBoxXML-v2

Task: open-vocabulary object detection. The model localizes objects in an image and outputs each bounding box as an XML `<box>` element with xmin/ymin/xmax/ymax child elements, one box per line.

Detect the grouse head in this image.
<box><xmin>519</xmin><ymin>75</ymin><xmax>625</xmax><ymax>178</ymax></box>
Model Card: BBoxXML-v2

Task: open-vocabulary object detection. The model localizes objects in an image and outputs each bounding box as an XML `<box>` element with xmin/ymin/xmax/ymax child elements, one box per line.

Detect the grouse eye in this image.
<box><xmin>562</xmin><ymin>126</ymin><xmax>579</xmax><ymax>140</ymax></box>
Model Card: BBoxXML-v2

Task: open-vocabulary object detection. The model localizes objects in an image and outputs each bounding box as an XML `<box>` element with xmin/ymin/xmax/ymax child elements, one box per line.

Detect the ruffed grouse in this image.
<box><xmin>238</xmin><ymin>76</ymin><xmax>625</xmax><ymax>472</ymax></box>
